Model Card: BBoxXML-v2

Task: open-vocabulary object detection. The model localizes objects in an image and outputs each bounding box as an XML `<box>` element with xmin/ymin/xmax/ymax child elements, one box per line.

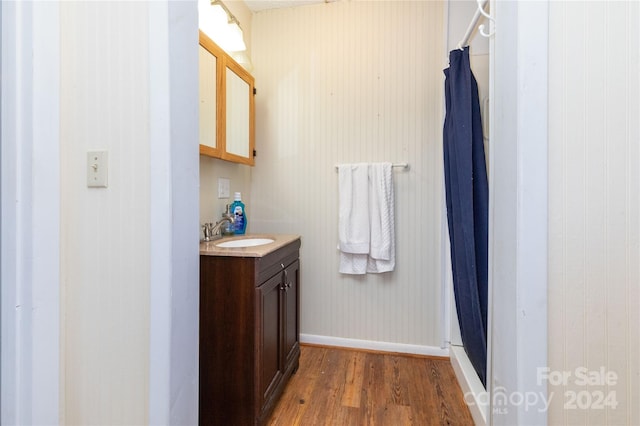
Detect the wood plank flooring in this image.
<box><xmin>268</xmin><ymin>344</ymin><xmax>474</xmax><ymax>426</ymax></box>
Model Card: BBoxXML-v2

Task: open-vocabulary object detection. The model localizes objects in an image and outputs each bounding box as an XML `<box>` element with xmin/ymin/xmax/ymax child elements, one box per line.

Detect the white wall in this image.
<box><xmin>1</xmin><ymin>2</ymin><xmax>61</xmax><ymax>424</ymax></box>
<box><xmin>148</xmin><ymin>2</ymin><xmax>200</xmax><ymax>425</ymax></box>
<box><xmin>2</xmin><ymin>1</ymin><xmax>200</xmax><ymax>424</ymax></box>
<box><xmin>547</xmin><ymin>1</ymin><xmax>640</xmax><ymax>424</ymax></box>
<box><xmin>200</xmin><ymin>157</ymin><xmax>252</xmax><ymax>227</ymax></box>
<box><xmin>489</xmin><ymin>2</ymin><xmax>640</xmax><ymax>425</ymax></box>
<box><xmin>4</xmin><ymin>0</ymin><xmax>197</xmax><ymax>423</ymax></box>
<box><xmin>60</xmin><ymin>2</ymin><xmax>152</xmax><ymax>423</ymax></box>
<box><xmin>250</xmin><ymin>1</ymin><xmax>445</xmax><ymax>353</ymax></box>
<box><xmin>489</xmin><ymin>0</ymin><xmax>549</xmax><ymax>424</ymax></box>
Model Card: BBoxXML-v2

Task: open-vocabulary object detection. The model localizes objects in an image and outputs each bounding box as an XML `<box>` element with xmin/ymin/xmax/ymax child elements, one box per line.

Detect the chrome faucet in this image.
<box><xmin>202</xmin><ymin>205</ymin><xmax>235</xmax><ymax>241</ymax></box>
<box><xmin>202</xmin><ymin>222</ymin><xmax>214</xmax><ymax>241</ymax></box>
<box><xmin>210</xmin><ymin>215</ymin><xmax>234</xmax><ymax>239</ymax></box>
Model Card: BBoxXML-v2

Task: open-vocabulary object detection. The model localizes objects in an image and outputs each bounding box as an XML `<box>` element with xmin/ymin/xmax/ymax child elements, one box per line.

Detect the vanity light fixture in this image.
<box><xmin>198</xmin><ymin>0</ymin><xmax>247</xmax><ymax>52</ymax></box>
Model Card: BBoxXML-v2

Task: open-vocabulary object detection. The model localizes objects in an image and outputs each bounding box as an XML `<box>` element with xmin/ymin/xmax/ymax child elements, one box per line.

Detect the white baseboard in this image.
<box><xmin>450</xmin><ymin>345</ymin><xmax>488</xmax><ymax>426</ymax></box>
<box><xmin>299</xmin><ymin>334</ymin><xmax>449</xmax><ymax>358</ymax></box>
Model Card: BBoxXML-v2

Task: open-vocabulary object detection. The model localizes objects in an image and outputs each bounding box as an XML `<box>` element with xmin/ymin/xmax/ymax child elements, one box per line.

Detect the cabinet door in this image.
<box><xmin>256</xmin><ymin>273</ymin><xmax>283</xmax><ymax>409</ymax></box>
<box><xmin>198</xmin><ymin>32</ymin><xmax>223</xmax><ymax>158</ymax></box>
<box><xmin>223</xmin><ymin>59</ymin><xmax>255</xmax><ymax>166</ymax></box>
<box><xmin>282</xmin><ymin>260</ymin><xmax>300</xmax><ymax>369</ymax></box>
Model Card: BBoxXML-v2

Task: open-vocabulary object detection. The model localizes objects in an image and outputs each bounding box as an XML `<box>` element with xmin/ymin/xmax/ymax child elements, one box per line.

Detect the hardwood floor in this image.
<box><xmin>267</xmin><ymin>344</ymin><xmax>474</xmax><ymax>426</ymax></box>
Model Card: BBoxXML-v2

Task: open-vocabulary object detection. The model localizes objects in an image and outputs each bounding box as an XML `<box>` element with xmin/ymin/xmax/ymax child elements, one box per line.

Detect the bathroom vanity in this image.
<box><xmin>199</xmin><ymin>235</ymin><xmax>301</xmax><ymax>425</ymax></box>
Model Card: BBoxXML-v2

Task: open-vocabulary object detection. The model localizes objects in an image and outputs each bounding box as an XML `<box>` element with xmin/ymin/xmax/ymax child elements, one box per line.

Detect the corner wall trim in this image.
<box><xmin>300</xmin><ymin>334</ymin><xmax>449</xmax><ymax>358</ymax></box>
<box><xmin>450</xmin><ymin>345</ymin><xmax>487</xmax><ymax>426</ymax></box>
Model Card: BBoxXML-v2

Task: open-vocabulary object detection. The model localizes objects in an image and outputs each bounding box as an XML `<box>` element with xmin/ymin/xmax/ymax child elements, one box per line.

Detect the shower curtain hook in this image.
<box><xmin>476</xmin><ymin>0</ymin><xmax>495</xmax><ymax>38</ymax></box>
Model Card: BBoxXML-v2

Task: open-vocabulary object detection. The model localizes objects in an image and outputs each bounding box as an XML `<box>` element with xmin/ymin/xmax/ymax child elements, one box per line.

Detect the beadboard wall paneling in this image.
<box><xmin>60</xmin><ymin>2</ymin><xmax>150</xmax><ymax>424</ymax></box>
<box><xmin>548</xmin><ymin>1</ymin><xmax>640</xmax><ymax>424</ymax></box>
<box><xmin>250</xmin><ymin>1</ymin><xmax>444</xmax><ymax>348</ymax></box>
<box><xmin>200</xmin><ymin>156</ymin><xmax>253</xmax><ymax>226</ymax></box>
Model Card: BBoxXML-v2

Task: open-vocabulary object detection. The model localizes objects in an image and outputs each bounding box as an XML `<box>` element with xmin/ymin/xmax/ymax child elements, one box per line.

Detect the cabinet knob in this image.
<box><xmin>279</xmin><ymin>282</ymin><xmax>292</xmax><ymax>291</ymax></box>
<box><xmin>280</xmin><ymin>263</ymin><xmax>285</xmax><ymax>269</ymax></box>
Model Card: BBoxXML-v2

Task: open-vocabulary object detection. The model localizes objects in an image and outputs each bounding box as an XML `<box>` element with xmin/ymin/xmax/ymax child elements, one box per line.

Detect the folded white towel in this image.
<box><xmin>338</xmin><ymin>162</ymin><xmax>395</xmax><ymax>274</ymax></box>
<box><xmin>367</xmin><ymin>163</ymin><xmax>395</xmax><ymax>273</ymax></box>
<box><xmin>339</xmin><ymin>251</ymin><xmax>369</xmax><ymax>275</ymax></box>
<box><xmin>338</xmin><ymin>164</ymin><xmax>370</xmax><ymax>254</ymax></box>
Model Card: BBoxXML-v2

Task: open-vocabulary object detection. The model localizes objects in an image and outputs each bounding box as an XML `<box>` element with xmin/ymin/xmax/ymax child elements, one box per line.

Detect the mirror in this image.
<box><xmin>225</xmin><ymin>65</ymin><xmax>250</xmax><ymax>158</ymax></box>
<box><xmin>199</xmin><ymin>44</ymin><xmax>218</xmax><ymax>152</ymax></box>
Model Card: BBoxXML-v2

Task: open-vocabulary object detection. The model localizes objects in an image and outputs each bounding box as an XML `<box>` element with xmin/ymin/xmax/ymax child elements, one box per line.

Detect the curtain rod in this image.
<box><xmin>334</xmin><ymin>163</ymin><xmax>409</xmax><ymax>171</ymax></box>
<box><xmin>457</xmin><ymin>0</ymin><xmax>489</xmax><ymax>50</ymax></box>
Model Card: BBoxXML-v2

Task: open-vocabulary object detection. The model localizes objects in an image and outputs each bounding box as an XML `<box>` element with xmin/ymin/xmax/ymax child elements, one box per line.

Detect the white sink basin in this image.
<box><xmin>215</xmin><ymin>238</ymin><xmax>275</xmax><ymax>248</ymax></box>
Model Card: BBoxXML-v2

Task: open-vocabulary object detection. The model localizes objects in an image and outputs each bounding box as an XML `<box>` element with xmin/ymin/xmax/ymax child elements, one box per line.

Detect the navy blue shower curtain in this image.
<box><xmin>443</xmin><ymin>47</ymin><xmax>489</xmax><ymax>386</ymax></box>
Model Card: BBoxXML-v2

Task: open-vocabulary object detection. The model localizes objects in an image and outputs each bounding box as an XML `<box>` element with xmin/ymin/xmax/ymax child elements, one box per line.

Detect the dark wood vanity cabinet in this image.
<box><xmin>199</xmin><ymin>238</ymin><xmax>301</xmax><ymax>425</ymax></box>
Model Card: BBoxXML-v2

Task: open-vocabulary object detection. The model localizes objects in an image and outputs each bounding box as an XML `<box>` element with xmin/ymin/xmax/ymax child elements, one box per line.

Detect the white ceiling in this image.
<box><xmin>244</xmin><ymin>0</ymin><xmax>327</xmax><ymax>12</ymax></box>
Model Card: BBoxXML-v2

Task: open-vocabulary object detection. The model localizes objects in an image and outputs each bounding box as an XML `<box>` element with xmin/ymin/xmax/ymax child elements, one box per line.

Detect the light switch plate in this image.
<box><xmin>218</xmin><ymin>178</ymin><xmax>230</xmax><ymax>198</ymax></box>
<box><xmin>87</xmin><ymin>150</ymin><xmax>108</xmax><ymax>188</ymax></box>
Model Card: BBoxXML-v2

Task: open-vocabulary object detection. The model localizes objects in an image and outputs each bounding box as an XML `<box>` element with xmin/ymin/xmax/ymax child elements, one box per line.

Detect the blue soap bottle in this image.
<box><xmin>230</xmin><ymin>192</ymin><xmax>247</xmax><ymax>235</ymax></box>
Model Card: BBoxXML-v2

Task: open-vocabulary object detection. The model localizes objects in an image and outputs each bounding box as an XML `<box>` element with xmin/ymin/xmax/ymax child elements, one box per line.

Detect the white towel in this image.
<box><xmin>338</xmin><ymin>164</ymin><xmax>370</xmax><ymax>254</ymax></box>
<box><xmin>338</xmin><ymin>162</ymin><xmax>395</xmax><ymax>274</ymax></box>
<box><xmin>367</xmin><ymin>163</ymin><xmax>395</xmax><ymax>273</ymax></box>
